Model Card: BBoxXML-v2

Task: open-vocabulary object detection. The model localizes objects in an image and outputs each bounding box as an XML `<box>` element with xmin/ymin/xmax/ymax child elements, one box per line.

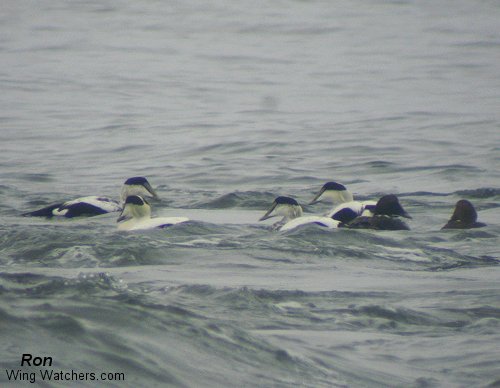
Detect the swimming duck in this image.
<box><xmin>442</xmin><ymin>199</ymin><xmax>486</xmax><ymax>229</ymax></box>
<box><xmin>23</xmin><ymin>176</ymin><xmax>158</xmax><ymax>218</ymax></box>
<box><xmin>259</xmin><ymin>196</ymin><xmax>340</xmax><ymax>231</ymax></box>
<box><xmin>346</xmin><ymin>194</ymin><xmax>411</xmax><ymax>230</ymax></box>
<box><xmin>117</xmin><ymin>195</ymin><xmax>189</xmax><ymax>231</ymax></box>
<box><xmin>309</xmin><ymin>181</ymin><xmax>376</xmax><ymax>224</ymax></box>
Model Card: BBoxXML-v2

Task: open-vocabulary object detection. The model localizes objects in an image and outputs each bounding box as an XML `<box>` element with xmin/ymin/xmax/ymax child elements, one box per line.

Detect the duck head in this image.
<box><xmin>259</xmin><ymin>196</ymin><xmax>303</xmax><ymax>222</ymax></box>
<box><xmin>309</xmin><ymin>181</ymin><xmax>354</xmax><ymax>205</ymax></box>
<box><xmin>374</xmin><ymin>195</ymin><xmax>412</xmax><ymax>219</ymax></box>
<box><xmin>120</xmin><ymin>177</ymin><xmax>159</xmax><ymax>203</ymax></box>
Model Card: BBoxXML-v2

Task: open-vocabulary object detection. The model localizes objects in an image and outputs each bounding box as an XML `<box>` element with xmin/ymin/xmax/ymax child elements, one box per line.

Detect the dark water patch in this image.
<box><xmin>0</xmin><ymin>272</ymin><xmax>126</xmax><ymax>299</ymax></box>
<box><xmin>426</xmin><ymin>255</ymin><xmax>499</xmax><ymax>271</ymax></box>
<box><xmin>14</xmin><ymin>173</ymin><xmax>54</xmax><ymax>183</ymax></box>
<box><xmin>444</xmin><ymin>306</ymin><xmax>500</xmax><ymax>320</ymax></box>
<box><xmin>198</xmin><ymin>191</ymin><xmax>277</xmax><ymax>209</ymax></box>
<box><xmin>200</xmin><ymin>53</ymin><xmax>294</xmax><ymax>65</ymax></box>
<box><xmin>239</xmin><ymin>24</ymin><xmax>343</xmax><ymax>36</ymax></box>
<box><xmin>212</xmin><ymin>262</ymin><xmax>261</xmax><ymax>270</ymax></box>
<box><xmin>90</xmin><ymin>348</ymin><xmax>185</xmax><ymax>387</ymax></box>
<box><xmin>191</xmin><ymin>139</ymin><xmax>290</xmax><ymax>158</ymax></box>
<box><xmin>399</xmin><ymin>191</ymin><xmax>451</xmax><ymax>197</ymax></box>
<box><xmin>0</xmin><ymin>272</ymin><xmax>47</xmax><ymax>285</ymax></box>
<box><xmin>400</xmin><ymin>164</ymin><xmax>483</xmax><ymax>174</ymax></box>
<box><xmin>327</xmin><ymin>302</ymin><xmax>482</xmax><ymax>334</ymax></box>
<box><xmin>88</xmin><ymin>5</ymin><xmax>119</xmax><ymax>14</ymax></box>
<box><xmin>36</xmin><ymin>314</ymin><xmax>87</xmax><ymax>337</ymax></box>
<box><xmin>0</xmin><ymin>184</ymin><xmax>17</xmax><ymax>194</ymax></box>
<box><xmin>0</xmin><ymin>222</ymin><xmax>208</xmax><ymax>268</ymax></box>
<box><xmin>488</xmin><ymin>379</ymin><xmax>500</xmax><ymax>387</ymax></box>
<box><xmin>249</xmin><ymin>232</ymin><xmax>364</xmax><ymax>261</ymax></box>
<box><xmin>167</xmin><ymin>285</ymin><xmax>394</xmax><ymax>332</ymax></box>
<box><xmin>111</xmin><ymin>144</ymin><xmax>155</xmax><ymax>153</ymax></box>
<box><xmin>0</xmin><ymin>226</ymin><xmax>103</xmax><ymax>267</ymax></box>
<box><xmin>414</xmin><ymin>377</ymin><xmax>441</xmax><ymax>388</ymax></box>
<box><xmin>163</xmin><ymin>220</ymin><xmax>238</xmax><ymax>237</ymax></box>
<box><xmin>447</xmin><ymin>229</ymin><xmax>498</xmax><ymax>241</ymax></box>
<box><xmin>178</xmin><ymin>286</ymin><xmax>390</xmax><ymax>310</ymax></box>
<box><xmin>365</xmin><ymin>160</ymin><xmax>397</xmax><ymax>169</ymax></box>
<box><xmin>356</xmin><ymin>305</ymin><xmax>440</xmax><ymax>328</ymax></box>
<box><xmin>100</xmin><ymin>292</ymin><xmax>335</xmax><ymax>385</ymax></box>
<box><xmin>91</xmin><ymin>123</ymin><xmax>128</xmax><ymax>132</ymax></box>
<box><xmin>455</xmin><ymin>187</ymin><xmax>500</xmax><ymax>199</ymax></box>
<box><xmin>454</xmin><ymin>40</ymin><xmax>500</xmax><ymax>49</ymax></box>
<box><xmin>0</xmin><ymin>292</ymin><xmax>196</xmax><ymax>385</ymax></box>
<box><xmin>166</xmin><ymin>284</ymin><xmax>219</xmax><ymax>298</ymax></box>
<box><xmin>247</xmin><ymin>226</ymin><xmax>432</xmax><ymax>264</ymax></box>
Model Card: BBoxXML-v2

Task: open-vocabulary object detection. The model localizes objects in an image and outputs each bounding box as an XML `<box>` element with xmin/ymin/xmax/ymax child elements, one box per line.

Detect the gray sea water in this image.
<box><xmin>1</xmin><ymin>0</ymin><xmax>500</xmax><ymax>387</ymax></box>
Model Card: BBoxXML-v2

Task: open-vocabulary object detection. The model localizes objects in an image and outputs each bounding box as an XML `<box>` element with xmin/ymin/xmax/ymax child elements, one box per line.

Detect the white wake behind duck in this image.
<box><xmin>117</xmin><ymin>195</ymin><xmax>189</xmax><ymax>231</ymax></box>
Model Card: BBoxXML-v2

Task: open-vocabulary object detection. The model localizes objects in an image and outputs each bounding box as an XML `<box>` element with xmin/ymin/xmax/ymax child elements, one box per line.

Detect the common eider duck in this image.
<box><xmin>117</xmin><ymin>195</ymin><xmax>188</xmax><ymax>231</ymax></box>
<box><xmin>23</xmin><ymin>176</ymin><xmax>158</xmax><ymax>218</ymax></box>
<box><xmin>309</xmin><ymin>181</ymin><xmax>376</xmax><ymax>224</ymax></box>
<box><xmin>346</xmin><ymin>194</ymin><xmax>411</xmax><ymax>230</ymax></box>
<box><xmin>442</xmin><ymin>199</ymin><xmax>486</xmax><ymax>229</ymax></box>
<box><xmin>259</xmin><ymin>196</ymin><xmax>340</xmax><ymax>231</ymax></box>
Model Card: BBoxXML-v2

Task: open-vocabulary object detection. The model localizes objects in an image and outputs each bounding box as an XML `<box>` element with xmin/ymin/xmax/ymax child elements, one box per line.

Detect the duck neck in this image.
<box><xmin>282</xmin><ymin>205</ymin><xmax>303</xmax><ymax>223</ymax></box>
<box><xmin>324</xmin><ymin>190</ymin><xmax>354</xmax><ymax>209</ymax></box>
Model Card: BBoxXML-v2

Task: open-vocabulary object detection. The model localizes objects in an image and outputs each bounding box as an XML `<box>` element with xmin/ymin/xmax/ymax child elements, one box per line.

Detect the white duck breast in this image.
<box><xmin>117</xmin><ymin>195</ymin><xmax>188</xmax><ymax>231</ymax></box>
<box><xmin>280</xmin><ymin>216</ymin><xmax>340</xmax><ymax>232</ymax></box>
<box><xmin>259</xmin><ymin>196</ymin><xmax>340</xmax><ymax>231</ymax></box>
<box><xmin>118</xmin><ymin>216</ymin><xmax>190</xmax><ymax>231</ymax></box>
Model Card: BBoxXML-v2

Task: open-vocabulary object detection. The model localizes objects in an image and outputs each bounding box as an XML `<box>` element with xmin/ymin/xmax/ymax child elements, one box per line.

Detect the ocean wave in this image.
<box><xmin>455</xmin><ymin>187</ymin><xmax>500</xmax><ymax>199</ymax></box>
<box><xmin>0</xmin><ymin>272</ymin><xmax>339</xmax><ymax>387</ymax></box>
<box><xmin>196</xmin><ymin>191</ymin><xmax>277</xmax><ymax>209</ymax></box>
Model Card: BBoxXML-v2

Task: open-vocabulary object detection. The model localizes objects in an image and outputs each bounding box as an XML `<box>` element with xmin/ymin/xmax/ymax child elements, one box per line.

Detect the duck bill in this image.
<box><xmin>259</xmin><ymin>203</ymin><xmax>277</xmax><ymax>221</ymax></box>
<box><xmin>401</xmin><ymin>211</ymin><xmax>412</xmax><ymax>219</ymax></box>
<box><xmin>144</xmin><ymin>182</ymin><xmax>159</xmax><ymax>199</ymax></box>
<box><xmin>309</xmin><ymin>188</ymin><xmax>325</xmax><ymax>205</ymax></box>
<box><xmin>117</xmin><ymin>213</ymin><xmax>127</xmax><ymax>223</ymax></box>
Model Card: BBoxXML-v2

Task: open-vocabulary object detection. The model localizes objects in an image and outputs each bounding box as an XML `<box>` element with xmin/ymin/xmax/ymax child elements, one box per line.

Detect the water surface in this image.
<box><xmin>1</xmin><ymin>0</ymin><xmax>499</xmax><ymax>386</ymax></box>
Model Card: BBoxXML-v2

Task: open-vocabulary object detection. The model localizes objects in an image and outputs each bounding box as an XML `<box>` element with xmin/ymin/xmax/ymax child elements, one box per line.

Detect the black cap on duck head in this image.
<box><xmin>124</xmin><ymin>195</ymin><xmax>148</xmax><ymax>206</ymax></box>
<box><xmin>124</xmin><ymin>177</ymin><xmax>148</xmax><ymax>185</ymax></box>
<box><xmin>450</xmin><ymin>199</ymin><xmax>477</xmax><ymax>224</ymax></box>
<box><xmin>322</xmin><ymin>182</ymin><xmax>347</xmax><ymax>191</ymax></box>
<box><xmin>274</xmin><ymin>196</ymin><xmax>299</xmax><ymax>206</ymax></box>
<box><xmin>374</xmin><ymin>194</ymin><xmax>412</xmax><ymax>219</ymax></box>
